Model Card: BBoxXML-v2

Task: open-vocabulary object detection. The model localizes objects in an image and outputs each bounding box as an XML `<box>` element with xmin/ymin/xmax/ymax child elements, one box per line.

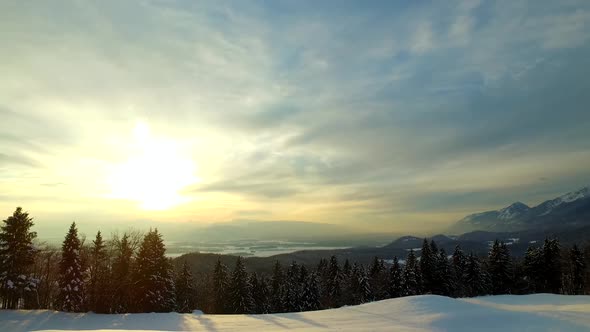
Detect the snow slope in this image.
<box><xmin>1</xmin><ymin>294</ymin><xmax>590</xmax><ymax>331</ymax></box>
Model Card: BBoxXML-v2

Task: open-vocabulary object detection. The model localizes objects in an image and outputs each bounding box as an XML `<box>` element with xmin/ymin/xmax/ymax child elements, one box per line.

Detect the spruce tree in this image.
<box><xmin>212</xmin><ymin>258</ymin><xmax>229</xmax><ymax>314</ymax></box>
<box><xmin>403</xmin><ymin>250</ymin><xmax>420</xmax><ymax>296</ymax></box>
<box><xmin>569</xmin><ymin>245</ymin><xmax>586</xmax><ymax>295</ymax></box>
<box><xmin>465</xmin><ymin>253</ymin><xmax>489</xmax><ymax>297</ymax></box>
<box><xmin>487</xmin><ymin>240</ymin><xmax>513</xmax><ymax>295</ymax></box>
<box><xmin>523</xmin><ymin>245</ymin><xmax>543</xmax><ymax>293</ymax></box>
<box><xmin>325</xmin><ymin>256</ymin><xmax>342</xmax><ymax>307</ymax></box>
<box><xmin>270</xmin><ymin>260</ymin><xmax>284</xmax><ymax>313</ymax></box>
<box><xmin>451</xmin><ymin>245</ymin><xmax>467</xmax><ymax>297</ymax></box>
<box><xmin>301</xmin><ymin>271</ymin><xmax>320</xmax><ymax>311</ymax></box>
<box><xmin>228</xmin><ymin>256</ymin><xmax>253</xmax><ymax>314</ymax></box>
<box><xmin>57</xmin><ymin>222</ymin><xmax>84</xmax><ymax>312</ymax></box>
<box><xmin>388</xmin><ymin>256</ymin><xmax>403</xmax><ymax>298</ymax></box>
<box><xmin>420</xmin><ymin>239</ymin><xmax>435</xmax><ymax>294</ymax></box>
<box><xmin>175</xmin><ymin>260</ymin><xmax>196</xmax><ymax>313</ymax></box>
<box><xmin>88</xmin><ymin>231</ymin><xmax>109</xmax><ymax>313</ymax></box>
<box><xmin>284</xmin><ymin>261</ymin><xmax>302</xmax><ymax>312</ymax></box>
<box><xmin>0</xmin><ymin>207</ymin><xmax>38</xmax><ymax>309</ymax></box>
<box><xmin>369</xmin><ymin>257</ymin><xmax>387</xmax><ymax>300</ymax></box>
<box><xmin>132</xmin><ymin>229</ymin><xmax>176</xmax><ymax>312</ymax></box>
<box><xmin>542</xmin><ymin>238</ymin><xmax>562</xmax><ymax>293</ymax></box>
<box><xmin>435</xmin><ymin>249</ymin><xmax>452</xmax><ymax>296</ymax></box>
<box><xmin>251</xmin><ymin>272</ymin><xmax>270</xmax><ymax>314</ymax></box>
<box><xmin>111</xmin><ymin>233</ymin><xmax>133</xmax><ymax>313</ymax></box>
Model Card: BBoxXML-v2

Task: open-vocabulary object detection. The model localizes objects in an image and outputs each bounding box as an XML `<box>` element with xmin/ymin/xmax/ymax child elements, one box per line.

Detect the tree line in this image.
<box><xmin>1</xmin><ymin>207</ymin><xmax>588</xmax><ymax>314</ymax></box>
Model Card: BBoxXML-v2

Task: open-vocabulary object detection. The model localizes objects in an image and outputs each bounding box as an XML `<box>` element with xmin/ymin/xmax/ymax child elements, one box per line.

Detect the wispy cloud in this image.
<box><xmin>1</xmin><ymin>0</ymin><xmax>589</xmax><ymax>234</ymax></box>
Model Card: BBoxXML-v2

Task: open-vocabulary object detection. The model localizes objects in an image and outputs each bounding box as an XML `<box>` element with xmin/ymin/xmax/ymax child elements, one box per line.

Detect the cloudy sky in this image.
<box><xmin>1</xmin><ymin>0</ymin><xmax>590</xmax><ymax>236</ymax></box>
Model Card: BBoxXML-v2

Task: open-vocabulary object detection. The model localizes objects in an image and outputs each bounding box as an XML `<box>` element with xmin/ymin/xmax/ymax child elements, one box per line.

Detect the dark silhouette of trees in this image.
<box><xmin>228</xmin><ymin>256</ymin><xmax>253</xmax><ymax>314</ymax></box>
<box><xmin>0</xmin><ymin>207</ymin><xmax>38</xmax><ymax>309</ymax></box>
<box><xmin>132</xmin><ymin>229</ymin><xmax>175</xmax><ymax>312</ymax></box>
<box><xmin>57</xmin><ymin>222</ymin><xmax>84</xmax><ymax>312</ymax></box>
<box><xmin>175</xmin><ymin>260</ymin><xmax>196</xmax><ymax>313</ymax></box>
<box><xmin>3</xmin><ymin>207</ymin><xmax>590</xmax><ymax>315</ymax></box>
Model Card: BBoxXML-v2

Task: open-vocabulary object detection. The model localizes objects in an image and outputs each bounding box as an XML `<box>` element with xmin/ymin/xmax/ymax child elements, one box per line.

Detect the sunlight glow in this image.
<box><xmin>107</xmin><ymin>122</ymin><xmax>199</xmax><ymax>210</ymax></box>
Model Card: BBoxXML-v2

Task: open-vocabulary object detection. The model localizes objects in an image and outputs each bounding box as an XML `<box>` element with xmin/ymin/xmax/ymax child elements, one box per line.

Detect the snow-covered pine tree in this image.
<box><xmin>0</xmin><ymin>207</ymin><xmax>38</xmax><ymax>309</ymax></box>
<box><xmin>523</xmin><ymin>245</ymin><xmax>543</xmax><ymax>293</ymax></box>
<box><xmin>435</xmin><ymin>249</ymin><xmax>452</xmax><ymax>296</ymax></box>
<box><xmin>487</xmin><ymin>240</ymin><xmax>513</xmax><ymax>295</ymax></box>
<box><xmin>342</xmin><ymin>259</ymin><xmax>352</xmax><ymax>279</ymax></box>
<box><xmin>325</xmin><ymin>255</ymin><xmax>342</xmax><ymax>308</ymax></box>
<box><xmin>369</xmin><ymin>256</ymin><xmax>387</xmax><ymax>300</ymax></box>
<box><xmin>542</xmin><ymin>238</ymin><xmax>562</xmax><ymax>294</ymax></box>
<box><xmin>348</xmin><ymin>263</ymin><xmax>362</xmax><ymax>305</ymax></box>
<box><xmin>228</xmin><ymin>256</ymin><xmax>253</xmax><ymax>314</ymax></box>
<box><xmin>57</xmin><ymin>222</ymin><xmax>85</xmax><ymax>312</ymax></box>
<box><xmin>569</xmin><ymin>245</ymin><xmax>586</xmax><ymax>295</ymax></box>
<box><xmin>250</xmin><ymin>272</ymin><xmax>270</xmax><ymax>314</ymax></box>
<box><xmin>388</xmin><ymin>256</ymin><xmax>403</xmax><ymax>298</ymax></box>
<box><xmin>465</xmin><ymin>253</ymin><xmax>489</xmax><ymax>297</ymax></box>
<box><xmin>175</xmin><ymin>260</ymin><xmax>196</xmax><ymax>313</ymax></box>
<box><xmin>403</xmin><ymin>249</ymin><xmax>420</xmax><ymax>296</ymax></box>
<box><xmin>451</xmin><ymin>245</ymin><xmax>467</xmax><ymax>297</ymax></box>
<box><xmin>132</xmin><ymin>229</ymin><xmax>176</xmax><ymax>312</ymax></box>
<box><xmin>420</xmin><ymin>239</ymin><xmax>435</xmax><ymax>294</ymax></box>
<box><xmin>88</xmin><ymin>231</ymin><xmax>109</xmax><ymax>313</ymax></box>
<box><xmin>357</xmin><ymin>264</ymin><xmax>372</xmax><ymax>303</ymax></box>
<box><xmin>300</xmin><ymin>271</ymin><xmax>320</xmax><ymax>311</ymax></box>
<box><xmin>111</xmin><ymin>233</ymin><xmax>133</xmax><ymax>313</ymax></box>
<box><xmin>270</xmin><ymin>260</ymin><xmax>284</xmax><ymax>313</ymax></box>
<box><xmin>284</xmin><ymin>261</ymin><xmax>301</xmax><ymax>312</ymax></box>
<box><xmin>212</xmin><ymin>258</ymin><xmax>229</xmax><ymax>314</ymax></box>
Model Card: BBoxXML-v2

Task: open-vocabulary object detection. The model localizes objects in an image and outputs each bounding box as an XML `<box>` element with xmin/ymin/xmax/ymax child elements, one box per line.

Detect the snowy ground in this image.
<box><xmin>1</xmin><ymin>294</ymin><xmax>590</xmax><ymax>331</ymax></box>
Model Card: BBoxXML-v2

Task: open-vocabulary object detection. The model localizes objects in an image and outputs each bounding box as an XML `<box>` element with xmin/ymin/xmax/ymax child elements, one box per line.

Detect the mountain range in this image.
<box><xmin>449</xmin><ymin>186</ymin><xmax>590</xmax><ymax>233</ymax></box>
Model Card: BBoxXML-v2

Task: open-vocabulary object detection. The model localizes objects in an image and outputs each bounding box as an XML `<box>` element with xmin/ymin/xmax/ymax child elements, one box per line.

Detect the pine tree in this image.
<box><xmin>523</xmin><ymin>245</ymin><xmax>544</xmax><ymax>293</ymax></box>
<box><xmin>212</xmin><ymin>258</ymin><xmax>229</xmax><ymax>314</ymax></box>
<box><xmin>0</xmin><ymin>207</ymin><xmax>38</xmax><ymax>309</ymax></box>
<box><xmin>57</xmin><ymin>222</ymin><xmax>84</xmax><ymax>312</ymax></box>
<box><xmin>270</xmin><ymin>260</ymin><xmax>284</xmax><ymax>313</ymax></box>
<box><xmin>111</xmin><ymin>233</ymin><xmax>133</xmax><ymax>313</ymax></box>
<box><xmin>403</xmin><ymin>250</ymin><xmax>420</xmax><ymax>296</ymax></box>
<box><xmin>325</xmin><ymin>256</ymin><xmax>342</xmax><ymax>307</ymax></box>
<box><xmin>132</xmin><ymin>229</ymin><xmax>176</xmax><ymax>312</ymax></box>
<box><xmin>487</xmin><ymin>240</ymin><xmax>513</xmax><ymax>295</ymax></box>
<box><xmin>175</xmin><ymin>260</ymin><xmax>196</xmax><ymax>313</ymax></box>
<box><xmin>284</xmin><ymin>261</ymin><xmax>302</xmax><ymax>312</ymax></box>
<box><xmin>435</xmin><ymin>249</ymin><xmax>452</xmax><ymax>296</ymax></box>
<box><xmin>465</xmin><ymin>253</ymin><xmax>489</xmax><ymax>297</ymax></box>
<box><xmin>451</xmin><ymin>245</ymin><xmax>467</xmax><ymax>297</ymax></box>
<box><xmin>88</xmin><ymin>231</ymin><xmax>109</xmax><ymax>313</ymax></box>
<box><xmin>228</xmin><ymin>256</ymin><xmax>253</xmax><ymax>314</ymax></box>
<box><xmin>251</xmin><ymin>272</ymin><xmax>270</xmax><ymax>314</ymax></box>
<box><xmin>369</xmin><ymin>256</ymin><xmax>387</xmax><ymax>300</ymax></box>
<box><xmin>301</xmin><ymin>271</ymin><xmax>320</xmax><ymax>311</ymax></box>
<box><xmin>388</xmin><ymin>256</ymin><xmax>403</xmax><ymax>298</ymax></box>
<box><xmin>569</xmin><ymin>245</ymin><xmax>586</xmax><ymax>295</ymax></box>
<box><xmin>542</xmin><ymin>238</ymin><xmax>562</xmax><ymax>293</ymax></box>
<box><xmin>420</xmin><ymin>239</ymin><xmax>435</xmax><ymax>294</ymax></box>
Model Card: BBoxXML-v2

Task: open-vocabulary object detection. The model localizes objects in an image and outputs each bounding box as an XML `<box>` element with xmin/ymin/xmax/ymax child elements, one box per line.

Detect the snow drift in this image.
<box><xmin>1</xmin><ymin>294</ymin><xmax>589</xmax><ymax>331</ymax></box>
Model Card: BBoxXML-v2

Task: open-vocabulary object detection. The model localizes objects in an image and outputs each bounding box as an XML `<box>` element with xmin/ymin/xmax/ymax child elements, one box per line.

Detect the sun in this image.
<box><xmin>107</xmin><ymin>122</ymin><xmax>199</xmax><ymax>210</ymax></box>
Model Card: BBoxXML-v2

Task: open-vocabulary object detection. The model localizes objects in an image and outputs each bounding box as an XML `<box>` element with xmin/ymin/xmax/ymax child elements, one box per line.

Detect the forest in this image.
<box><xmin>1</xmin><ymin>207</ymin><xmax>588</xmax><ymax>314</ymax></box>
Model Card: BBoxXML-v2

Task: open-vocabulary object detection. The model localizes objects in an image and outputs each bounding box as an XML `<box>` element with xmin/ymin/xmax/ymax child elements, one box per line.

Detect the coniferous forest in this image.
<box><xmin>1</xmin><ymin>207</ymin><xmax>589</xmax><ymax>314</ymax></box>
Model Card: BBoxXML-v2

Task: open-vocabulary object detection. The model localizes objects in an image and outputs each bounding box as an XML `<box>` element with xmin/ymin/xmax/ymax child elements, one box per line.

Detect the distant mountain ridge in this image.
<box><xmin>450</xmin><ymin>186</ymin><xmax>590</xmax><ymax>233</ymax></box>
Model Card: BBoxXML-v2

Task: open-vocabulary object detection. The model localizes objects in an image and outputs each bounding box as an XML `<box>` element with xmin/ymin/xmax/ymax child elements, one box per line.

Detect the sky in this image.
<box><xmin>1</xmin><ymin>0</ymin><xmax>590</xmax><ymax>237</ymax></box>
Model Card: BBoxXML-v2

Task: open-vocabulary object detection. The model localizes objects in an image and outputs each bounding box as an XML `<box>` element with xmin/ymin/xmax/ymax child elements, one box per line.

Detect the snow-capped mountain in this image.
<box><xmin>450</xmin><ymin>186</ymin><xmax>590</xmax><ymax>233</ymax></box>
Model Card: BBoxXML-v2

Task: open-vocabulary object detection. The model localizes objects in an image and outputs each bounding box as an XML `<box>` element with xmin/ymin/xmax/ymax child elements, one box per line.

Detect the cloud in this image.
<box><xmin>1</xmin><ymin>0</ymin><xmax>590</xmax><ymax>233</ymax></box>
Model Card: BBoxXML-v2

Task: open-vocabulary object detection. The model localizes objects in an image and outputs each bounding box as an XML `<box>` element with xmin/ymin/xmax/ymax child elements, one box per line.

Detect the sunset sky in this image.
<box><xmin>1</xmin><ymin>0</ymin><xmax>590</xmax><ymax>236</ymax></box>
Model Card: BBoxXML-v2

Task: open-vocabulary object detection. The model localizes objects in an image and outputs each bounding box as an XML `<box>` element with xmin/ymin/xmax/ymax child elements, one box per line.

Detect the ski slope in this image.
<box><xmin>1</xmin><ymin>294</ymin><xmax>589</xmax><ymax>331</ymax></box>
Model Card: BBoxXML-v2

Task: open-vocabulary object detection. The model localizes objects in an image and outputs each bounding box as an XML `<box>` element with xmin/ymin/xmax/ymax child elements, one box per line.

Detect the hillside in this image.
<box><xmin>2</xmin><ymin>294</ymin><xmax>589</xmax><ymax>331</ymax></box>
